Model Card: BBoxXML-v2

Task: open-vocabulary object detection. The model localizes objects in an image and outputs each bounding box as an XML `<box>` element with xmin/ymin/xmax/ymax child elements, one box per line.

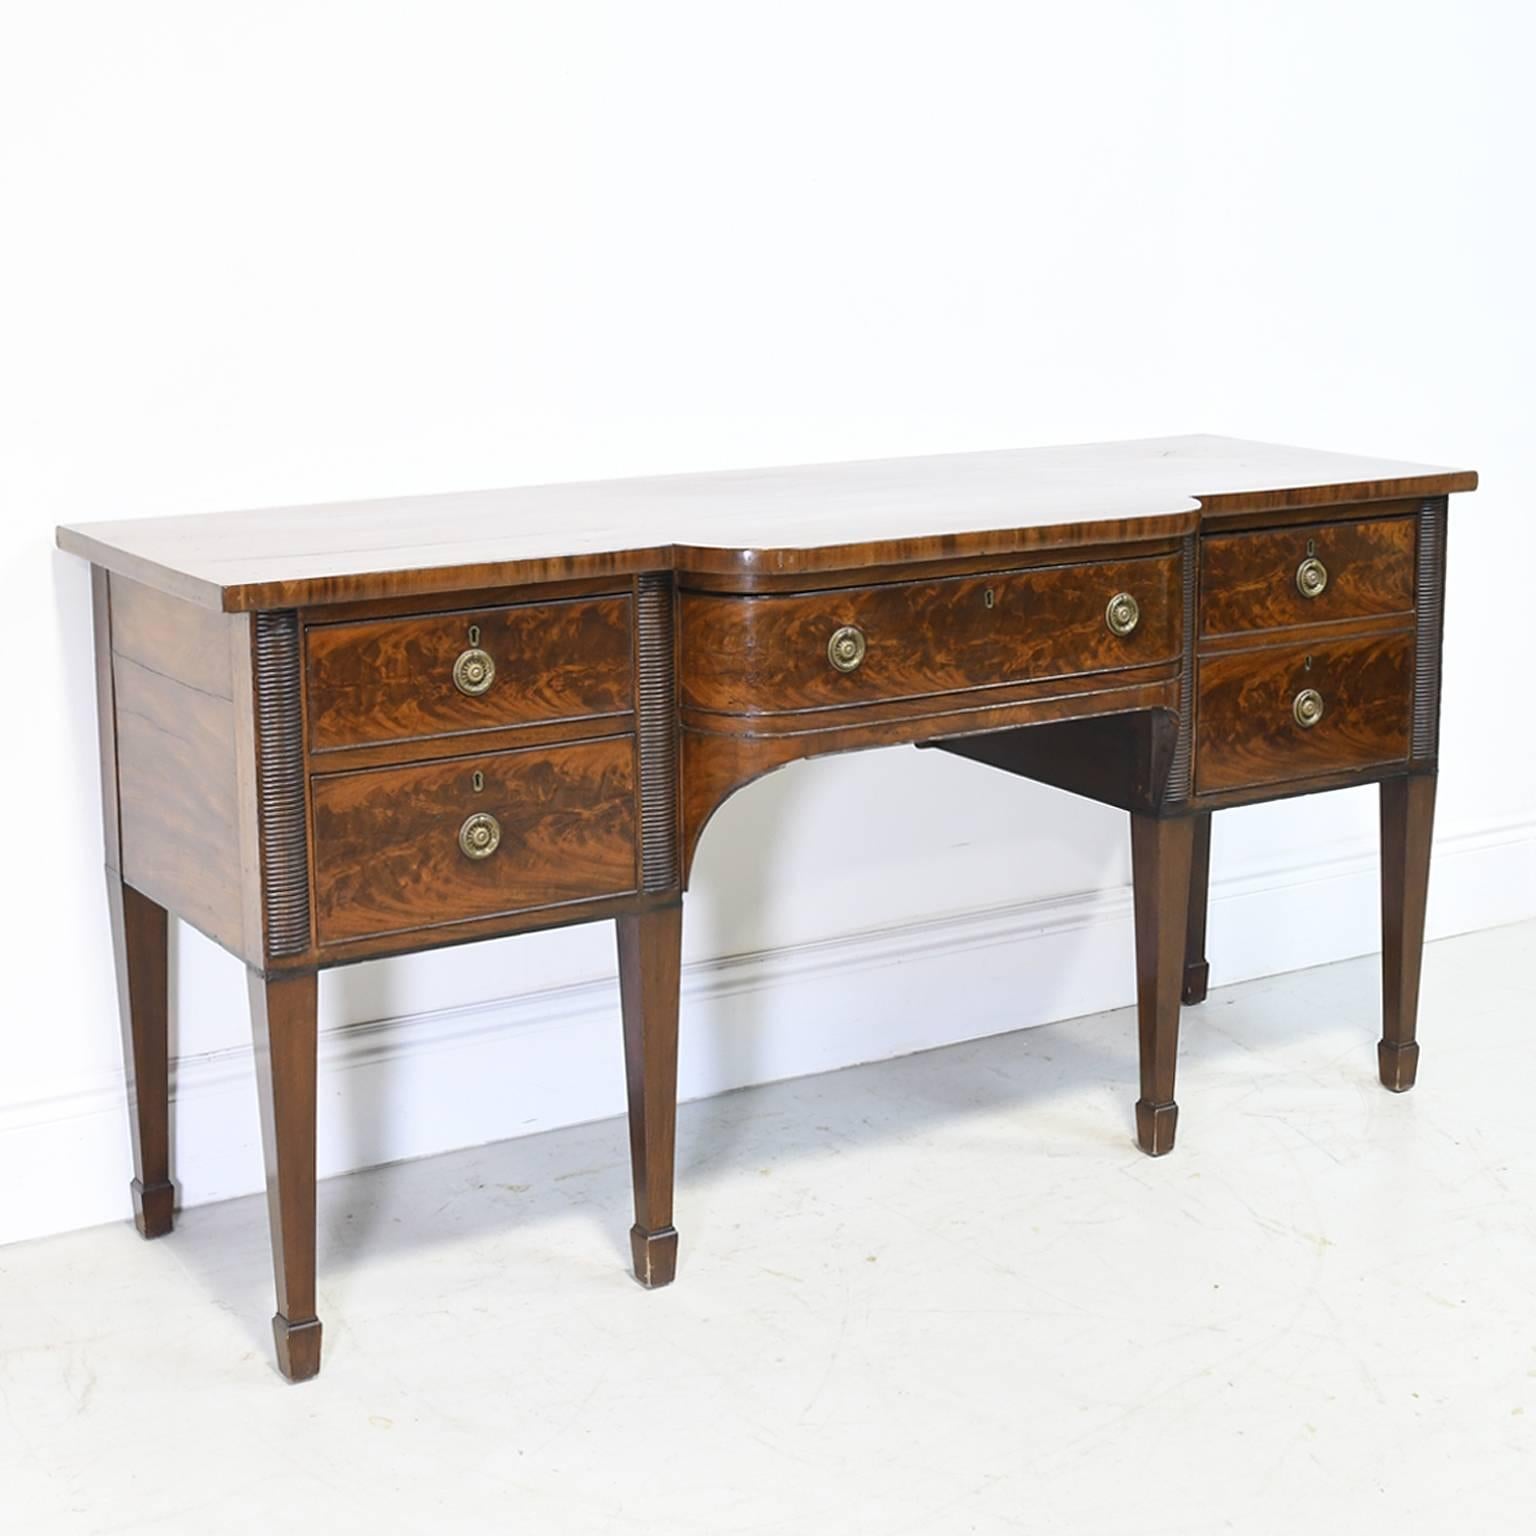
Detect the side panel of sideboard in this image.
<box><xmin>97</xmin><ymin>574</ymin><xmax>267</xmax><ymax>968</ymax></box>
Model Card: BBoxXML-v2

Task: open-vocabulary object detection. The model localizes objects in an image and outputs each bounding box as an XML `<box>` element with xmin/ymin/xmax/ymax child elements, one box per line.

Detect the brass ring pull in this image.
<box><xmin>1105</xmin><ymin>592</ymin><xmax>1140</xmax><ymax>637</ymax></box>
<box><xmin>453</xmin><ymin>647</ymin><xmax>496</xmax><ymax>696</ymax></box>
<box><xmin>1293</xmin><ymin>688</ymin><xmax>1325</xmax><ymax>729</ymax></box>
<box><xmin>1296</xmin><ymin>556</ymin><xmax>1328</xmax><ymax>599</ymax></box>
<box><xmin>827</xmin><ymin>625</ymin><xmax>867</xmax><ymax>673</ymax></box>
<box><xmin>458</xmin><ymin>811</ymin><xmax>501</xmax><ymax>860</ymax></box>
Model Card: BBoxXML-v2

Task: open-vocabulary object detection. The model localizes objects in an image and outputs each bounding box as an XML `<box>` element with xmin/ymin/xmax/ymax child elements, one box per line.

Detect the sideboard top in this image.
<box><xmin>57</xmin><ymin>434</ymin><xmax>1476</xmax><ymax>612</ymax></box>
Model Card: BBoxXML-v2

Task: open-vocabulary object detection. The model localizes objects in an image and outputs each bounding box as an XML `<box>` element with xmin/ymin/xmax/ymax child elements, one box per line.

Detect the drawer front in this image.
<box><xmin>681</xmin><ymin>554</ymin><xmax>1179</xmax><ymax>716</ymax></box>
<box><xmin>1200</xmin><ymin>516</ymin><xmax>1415</xmax><ymax>637</ymax></box>
<box><xmin>312</xmin><ymin>736</ymin><xmax>637</xmax><ymax>944</ymax></box>
<box><xmin>1196</xmin><ymin>632</ymin><xmax>1412</xmax><ymax>794</ymax></box>
<box><xmin>306</xmin><ymin>595</ymin><xmax>634</xmax><ymax>752</ymax></box>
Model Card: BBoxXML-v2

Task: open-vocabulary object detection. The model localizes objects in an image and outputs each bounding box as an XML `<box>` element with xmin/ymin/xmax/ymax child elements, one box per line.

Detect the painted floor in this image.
<box><xmin>3</xmin><ymin>919</ymin><xmax>1534</xmax><ymax>1535</ymax></box>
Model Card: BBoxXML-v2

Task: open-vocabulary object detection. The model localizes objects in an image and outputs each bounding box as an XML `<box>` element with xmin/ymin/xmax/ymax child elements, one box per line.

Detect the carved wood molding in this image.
<box><xmin>1411</xmin><ymin>497</ymin><xmax>1448</xmax><ymax>764</ymax></box>
<box><xmin>636</xmin><ymin>574</ymin><xmax>681</xmax><ymax>892</ymax></box>
<box><xmin>1167</xmin><ymin>533</ymin><xmax>1198</xmax><ymax>802</ymax></box>
<box><xmin>252</xmin><ymin>611</ymin><xmax>312</xmax><ymax>957</ymax></box>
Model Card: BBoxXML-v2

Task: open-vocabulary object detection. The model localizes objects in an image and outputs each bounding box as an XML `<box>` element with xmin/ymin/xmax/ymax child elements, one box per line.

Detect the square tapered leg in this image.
<box><xmin>1379</xmin><ymin>774</ymin><xmax>1435</xmax><ymax>1093</ymax></box>
<box><xmin>1131</xmin><ymin>814</ymin><xmax>1195</xmax><ymax>1155</ymax></box>
<box><xmin>108</xmin><ymin>877</ymin><xmax>175</xmax><ymax>1237</ymax></box>
<box><xmin>250</xmin><ymin>969</ymin><xmax>322</xmax><ymax>1381</ymax></box>
<box><xmin>617</xmin><ymin>904</ymin><xmax>683</xmax><ymax>1287</ymax></box>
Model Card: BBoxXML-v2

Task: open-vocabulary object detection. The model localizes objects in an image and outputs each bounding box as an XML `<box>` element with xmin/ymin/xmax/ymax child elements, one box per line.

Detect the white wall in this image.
<box><xmin>3</xmin><ymin>2</ymin><xmax>1533</xmax><ymax>1246</ymax></box>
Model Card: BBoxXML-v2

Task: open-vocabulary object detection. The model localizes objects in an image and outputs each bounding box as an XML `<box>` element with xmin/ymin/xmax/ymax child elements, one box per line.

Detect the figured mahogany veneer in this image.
<box><xmin>1195</xmin><ymin>630</ymin><xmax>1413</xmax><ymax>795</ymax></box>
<box><xmin>306</xmin><ymin>593</ymin><xmax>634</xmax><ymax>752</ymax></box>
<box><xmin>680</xmin><ymin>554</ymin><xmax>1179</xmax><ymax>718</ymax></box>
<box><xmin>60</xmin><ymin>436</ymin><xmax>1476</xmax><ymax>1382</ymax></box>
<box><xmin>1199</xmin><ymin>514</ymin><xmax>1416</xmax><ymax>637</ymax></box>
<box><xmin>311</xmin><ymin>735</ymin><xmax>638</xmax><ymax>945</ymax></box>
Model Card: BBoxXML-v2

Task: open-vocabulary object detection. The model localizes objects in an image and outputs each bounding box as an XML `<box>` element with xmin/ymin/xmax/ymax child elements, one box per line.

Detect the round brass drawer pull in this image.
<box><xmin>458</xmin><ymin>811</ymin><xmax>501</xmax><ymax>860</ymax></box>
<box><xmin>1105</xmin><ymin>592</ymin><xmax>1140</xmax><ymax>637</ymax></box>
<box><xmin>453</xmin><ymin>647</ymin><xmax>496</xmax><ymax>696</ymax></box>
<box><xmin>1293</xmin><ymin>688</ymin><xmax>1325</xmax><ymax>729</ymax></box>
<box><xmin>1296</xmin><ymin>556</ymin><xmax>1329</xmax><ymax>599</ymax></box>
<box><xmin>827</xmin><ymin>624</ymin><xmax>867</xmax><ymax>673</ymax></box>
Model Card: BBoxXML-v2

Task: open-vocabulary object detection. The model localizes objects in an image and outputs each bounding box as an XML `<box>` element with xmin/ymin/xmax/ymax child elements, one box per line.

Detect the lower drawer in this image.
<box><xmin>1196</xmin><ymin>631</ymin><xmax>1412</xmax><ymax>794</ymax></box>
<box><xmin>312</xmin><ymin>736</ymin><xmax>637</xmax><ymax>944</ymax></box>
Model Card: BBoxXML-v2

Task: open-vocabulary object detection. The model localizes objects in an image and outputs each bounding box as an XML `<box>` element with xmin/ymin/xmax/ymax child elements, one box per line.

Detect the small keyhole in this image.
<box><xmin>1304</xmin><ymin>656</ymin><xmax>1313</xmax><ymax>671</ymax></box>
<box><xmin>472</xmin><ymin>770</ymin><xmax>484</xmax><ymax>792</ymax></box>
<box><xmin>983</xmin><ymin>588</ymin><xmax>995</xmax><ymax>609</ymax></box>
<box><xmin>468</xmin><ymin>624</ymin><xmax>481</xmax><ymax>646</ymax></box>
<box><xmin>1306</xmin><ymin>538</ymin><xmax>1316</xmax><ymax>557</ymax></box>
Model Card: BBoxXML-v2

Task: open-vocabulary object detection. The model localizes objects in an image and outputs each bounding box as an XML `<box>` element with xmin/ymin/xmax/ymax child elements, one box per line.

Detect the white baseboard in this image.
<box><xmin>4</xmin><ymin>816</ymin><xmax>1532</xmax><ymax>1247</ymax></box>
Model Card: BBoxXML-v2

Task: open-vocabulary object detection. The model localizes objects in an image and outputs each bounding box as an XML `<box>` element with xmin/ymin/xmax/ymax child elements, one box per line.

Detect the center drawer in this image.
<box><xmin>680</xmin><ymin>553</ymin><xmax>1180</xmax><ymax>716</ymax></box>
<box><xmin>306</xmin><ymin>594</ymin><xmax>634</xmax><ymax>752</ymax></box>
<box><xmin>311</xmin><ymin>735</ymin><xmax>638</xmax><ymax>944</ymax></box>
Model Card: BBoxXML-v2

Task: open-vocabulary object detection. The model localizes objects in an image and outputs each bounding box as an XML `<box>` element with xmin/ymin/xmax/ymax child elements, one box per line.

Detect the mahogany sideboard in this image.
<box><xmin>58</xmin><ymin>435</ymin><xmax>1477</xmax><ymax>1381</ymax></box>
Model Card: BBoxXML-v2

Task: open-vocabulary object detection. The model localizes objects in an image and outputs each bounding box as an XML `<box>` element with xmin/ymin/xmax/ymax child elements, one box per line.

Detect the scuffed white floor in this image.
<box><xmin>3</xmin><ymin>920</ymin><xmax>1534</xmax><ymax>1535</ymax></box>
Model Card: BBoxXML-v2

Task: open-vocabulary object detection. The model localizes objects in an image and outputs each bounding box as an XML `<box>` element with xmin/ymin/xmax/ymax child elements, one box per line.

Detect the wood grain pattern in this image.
<box><xmin>301</xmin><ymin>890</ymin><xmax>671</xmax><ymax>969</ymax></box>
<box><xmin>61</xmin><ymin>430</ymin><xmax>1478</xmax><ymax>1383</ymax></box>
<box><xmin>107</xmin><ymin>877</ymin><xmax>174</xmax><ymax>1238</ymax></box>
<box><xmin>681</xmin><ymin>554</ymin><xmax>1180</xmax><ymax>717</ymax></box>
<box><xmin>1131</xmin><ymin>813</ymin><xmax>1194</xmax><ymax>1156</ymax></box>
<box><xmin>1195</xmin><ymin>631</ymin><xmax>1413</xmax><ymax>795</ymax></box>
<box><xmin>106</xmin><ymin>575</ymin><xmax>271</xmax><ymax>964</ymax></box>
<box><xmin>250</xmin><ymin>969</ymin><xmax>322</xmax><ymax>1382</ymax></box>
<box><xmin>109</xmin><ymin>575</ymin><xmax>235</xmax><ymax>699</ymax></box>
<box><xmin>114</xmin><ymin>653</ymin><xmax>248</xmax><ymax>955</ymax></box>
<box><xmin>305</xmin><ymin>594</ymin><xmax>633</xmax><ymax>752</ymax></box>
<box><xmin>311</xmin><ymin>736</ymin><xmax>638</xmax><ymax>945</ymax></box>
<box><xmin>618</xmin><ymin>903</ymin><xmax>683</xmax><ymax>1287</ymax></box>
<box><xmin>681</xmin><ymin>673</ymin><xmax>1180</xmax><ymax>882</ymax></box>
<box><xmin>1181</xmin><ymin>811</ymin><xmax>1213</xmax><ymax>1006</ymax></box>
<box><xmin>91</xmin><ymin>568</ymin><xmax>122</xmax><ymax>872</ymax></box>
<box><xmin>57</xmin><ymin>436</ymin><xmax>1474</xmax><ymax>612</ymax></box>
<box><xmin>1200</xmin><ymin>515</ymin><xmax>1415</xmax><ymax>637</ymax></box>
<box><xmin>676</xmin><ymin>535</ymin><xmax>1187</xmax><ymax>595</ymax></box>
<box><xmin>1193</xmin><ymin>494</ymin><xmax>1427</xmax><ymax>536</ymax></box>
<box><xmin>304</xmin><ymin>714</ymin><xmax>635</xmax><ymax>775</ymax></box>
<box><xmin>1379</xmin><ymin>774</ymin><xmax>1436</xmax><ymax>1092</ymax></box>
<box><xmin>927</xmin><ymin>709</ymin><xmax>1178</xmax><ymax>815</ymax></box>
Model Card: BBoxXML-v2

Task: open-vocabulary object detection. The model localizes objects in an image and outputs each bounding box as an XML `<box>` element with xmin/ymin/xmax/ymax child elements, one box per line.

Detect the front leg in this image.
<box><xmin>249</xmin><ymin>969</ymin><xmax>322</xmax><ymax>1381</ymax></box>
<box><xmin>1131</xmin><ymin>813</ymin><xmax>1195</xmax><ymax>1155</ymax></box>
<box><xmin>617</xmin><ymin>902</ymin><xmax>683</xmax><ymax>1287</ymax></box>
<box><xmin>1379</xmin><ymin>773</ymin><xmax>1436</xmax><ymax>1092</ymax></box>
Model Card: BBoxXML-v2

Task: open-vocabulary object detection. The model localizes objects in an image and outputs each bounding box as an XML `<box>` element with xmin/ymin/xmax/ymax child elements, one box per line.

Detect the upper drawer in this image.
<box><xmin>681</xmin><ymin>554</ymin><xmax>1179</xmax><ymax>716</ymax></box>
<box><xmin>1200</xmin><ymin>516</ymin><xmax>1415</xmax><ymax>637</ymax></box>
<box><xmin>306</xmin><ymin>594</ymin><xmax>634</xmax><ymax>752</ymax></box>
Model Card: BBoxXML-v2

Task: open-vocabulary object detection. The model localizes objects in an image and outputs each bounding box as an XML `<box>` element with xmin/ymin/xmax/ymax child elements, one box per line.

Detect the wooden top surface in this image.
<box><xmin>58</xmin><ymin>435</ymin><xmax>1476</xmax><ymax>612</ymax></box>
